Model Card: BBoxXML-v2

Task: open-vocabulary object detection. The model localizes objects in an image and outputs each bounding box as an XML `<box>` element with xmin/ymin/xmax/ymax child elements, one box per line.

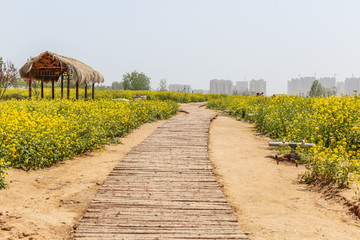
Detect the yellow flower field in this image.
<box><xmin>5</xmin><ymin>90</ymin><xmax>359</xmax><ymax>192</ymax></box>
<box><xmin>208</xmin><ymin>95</ymin><xmax>360</xmax><ymax>189</ymax></box>
<box><xmin>3</xmin><ymin>88</ymin><xmax>219</xmax><ymax>103</ymax></box>
<box><xmin>0</xmin><ymin>98</ymin><xmax>178</xmax><ymax>188</ymax></box>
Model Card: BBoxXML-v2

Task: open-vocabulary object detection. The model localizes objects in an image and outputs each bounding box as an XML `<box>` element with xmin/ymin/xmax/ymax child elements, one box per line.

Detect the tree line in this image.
<box><xmin>309</xmin><ymin>80</ymin><xmax>337</xmax><ymax>97</ymax></box>
<box><xmin>110</xmin><ymin>71</ymin><xmax>167</xmax><ymax>91</ymax></box>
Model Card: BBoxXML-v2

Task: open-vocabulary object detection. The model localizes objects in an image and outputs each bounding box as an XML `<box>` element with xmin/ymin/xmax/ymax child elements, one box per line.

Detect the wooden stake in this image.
<box><xmin>52</xmin><ymin>79</ymin><xmax>55</xmax><ymax>99</ymax></box>
<box><xmin>92</xmin><ymin>82</ymin><xmax>95</xmax><ymax>100</ymax></box>
<box><xmin>85</xmin><ymin>83</ymin><xmax>87</xmax><ymax>99</ymax></box>
<box><xmin>29</xmin><ymin>72</ymin><xmax>32</xmax><ymax>99</ymax></box>
<box><xmin>41</xmin><ymin>79</ymin><xmax>44</xmax><ymax>99</ymax></box>
<box><xmin>76</xmin><ymin>81</ymin><xmax>79</xmax><ymax>100</ymax></box>
<box><xmin>67</xmin><ymin>71</ymin><xmax>70</xmax><ymax>99</ymax></box>
<box><xmin>61</xmin><ymin>73</ymin><xmax>64</xmax><ymax>98</ymax></box>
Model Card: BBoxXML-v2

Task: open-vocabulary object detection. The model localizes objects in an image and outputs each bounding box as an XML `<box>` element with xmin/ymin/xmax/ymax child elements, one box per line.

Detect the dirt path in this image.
<box><xmin>208</xmin><ymin>114</ymin><xmax>360</xmax><ymax>240</ymax></box>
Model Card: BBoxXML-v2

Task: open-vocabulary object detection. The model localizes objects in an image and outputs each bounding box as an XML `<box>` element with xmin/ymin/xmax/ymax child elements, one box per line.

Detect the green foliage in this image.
<box><xmin>12</xmin><ymin>78</ymin><xmax>28</xmax><ymax>88</ymax></box>
<box><xmin>158</xmin><ymin>79</ymin><xmax>168</xmax><ymax>91</ymax></box>
<box><xmin>123</xmin><ymin>71</ymin><xmax>151</xmax><ymax>90</ymax></box>
<box><xmin>309</xmin><ymin>80</ymin><xmax>325</xmax><ymax>97</ymax></box>
<box><xmin>0</xmin><ymin>158</ymin><xmax>7</xmax><ymax>189</ymax></box>
<box><xmin>3</xmin><ymin>93</ymin><xmax>25</xmax><ymax>100</ymax></box>
<box><xmin>111</xmin><ymin>81</ymin><xmax>123</xmax><ymax>90</ymax></box>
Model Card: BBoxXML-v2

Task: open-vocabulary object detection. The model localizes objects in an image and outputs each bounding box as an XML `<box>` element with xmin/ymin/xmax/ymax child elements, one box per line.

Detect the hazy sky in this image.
<box><xmin>2</xmin><ymin>0</ymin><xmax>360</xmax><ymax>94</ymax></box>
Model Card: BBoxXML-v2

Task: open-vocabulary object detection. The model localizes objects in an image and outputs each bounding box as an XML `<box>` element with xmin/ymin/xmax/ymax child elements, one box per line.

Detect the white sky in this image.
<box><xmin>2</xmin><ymin>0</ymin><xmax>360</xmax><ymax>94</ymax></box>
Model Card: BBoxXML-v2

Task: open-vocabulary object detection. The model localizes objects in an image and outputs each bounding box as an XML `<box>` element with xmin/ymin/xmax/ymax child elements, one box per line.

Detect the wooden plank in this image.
<box><xmin>76</xmin><ymin>81</ymin><xmax>79</xmax><ymax>100</ymax></box>
<box><xmin>61</xmin><ymin>72</ymin><xmax>64</xmax><ymax>98</ymax></box>
<box><xmin>51</xmin><ymin>78</ymin><xmax>55</xmax><ymax>99</ymax></box>
<box><xmin>75</xmin><ymin>103</ymin><xmax>247</xmax><ymax>239</ymax></box>
<box><xmin>41</xmin><ymin>79</ymin><xmax>44</xmax><ymax>99</ymax></box>
<box><xmin>67</xmin><ymin>70</ymin><xmax>70</xmax><ymax>99</ymax></box>
<box><xmin>29</xmin><ymin>71</ymin><xmax>32</xmax><ymax>99</ymax></box>
<box><xmin>92</xmin><ymin>82</ymin><xmax>95</xmax><ymax>100</ymax></box>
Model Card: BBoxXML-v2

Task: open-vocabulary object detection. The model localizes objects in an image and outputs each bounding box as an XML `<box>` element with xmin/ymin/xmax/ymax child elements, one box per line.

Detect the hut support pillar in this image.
<box><xmin>29</xmin><ymin>72</ymin><xmax>32</xmax><ymax>99</ymax></box>
<box><xmin>61</xmin><ymin>73</ymin><xmax>64</xmax><ymax>98</ymax></box>
<box><xmin>76</xmin><ymin>81</ymin><xmax>79</xmax><ymax>100</ymax></box>
<box><xmin>41</xmin><ymin>79</ymin><xmax>44</xmax><ymax>99</ymax></box>
<box><xmin>52</xmin><ymin>79</ymin><xmax>55</xmax><ymax>99</ymax></box>
<box><xmin>67</xmin><ymin>71</ymin><xmax>70</xmax><ymax>99</ymax></box>
<box><xmin>85</xmin><ymin>83</ymin><xmax>87</xmax><ymax>99</ymax></box>
<box><xmin>92</xmin><ymin>83</ymin><xmax>95</xmax><ymax>100</ymax></box>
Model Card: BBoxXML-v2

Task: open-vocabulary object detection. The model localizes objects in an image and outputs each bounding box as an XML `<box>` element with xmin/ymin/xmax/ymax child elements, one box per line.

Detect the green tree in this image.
<box><xmin>122</xmin><ymin>71</ymin><xmax>151</xmax><ymax>90</ymax></box>
<box><xmin>157</xmin><ymin>78</ymin><xmax>167</xmax><ymax>91</ymax></box>
<box><xmin>309</xmin><ymin>80</ymin><xmax>325</xmax><ymax>97</ymax></box>
<box><xmin>12</xmin><ymin>77</ymin><xmax>28</xmax><ymax>88</ymax></box>
<box><xmin>324</xmin><ymin>86</ymin><xmax>337</xmax><ymax>97</ymax></box>
<box><xmin>111</xmin><ymin>81</ymin><xmax>124</xmax><ymax>90</ymax></box>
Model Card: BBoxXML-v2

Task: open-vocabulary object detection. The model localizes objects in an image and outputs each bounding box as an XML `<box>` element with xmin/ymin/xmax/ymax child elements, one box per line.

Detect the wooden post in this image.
<box><xmin>92</xmin><ymin>82</ymin><xmax>95</xmax><ymax>100</ymax></box>
<box><xmin>29</xmin><ymin>72</ymin><xmax>32</xmax><ymax>99</ymax></box>
<box><xmin>52</xmin><ymin>78</ymin><xmax>55</xmax><ymax>99</ymax></box>
<box><xmin>67</xmin><ymin>71</ymin><xmax>70</xmax><ymax>99</ymax></box>
<box><xmin>76</xmin><ymin>81</ymin><xmax>79</xmax><ymax>100</ymax></box>
<box><xmin>61</xmin><ymin>73</ymin><xmax>64</xmax><ymax>98</ymax></box>
<box><xmin>84</xmin><ymin>83</ymin><xmax>87</xmax><ymax>99</ymax></box>
<box><xmin>41</xmin><ymin>79</ymin><xmax>44</xmax><ymax>99</ymax></box>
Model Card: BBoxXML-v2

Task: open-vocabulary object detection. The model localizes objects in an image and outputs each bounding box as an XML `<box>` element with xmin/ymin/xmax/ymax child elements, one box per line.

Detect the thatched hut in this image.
<box><xmin>19</xmin><ymin>51</ymin><xmax>104</xmax><ymax>99</ymax></box>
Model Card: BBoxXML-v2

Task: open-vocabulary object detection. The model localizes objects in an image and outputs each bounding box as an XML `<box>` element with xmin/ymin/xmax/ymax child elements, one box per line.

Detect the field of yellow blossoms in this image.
<box><xmin>208</xmin><ymin>95</ymin><xmax>360</xmax><ymax>190</ymax></box>
<box><xmin>2</xmin><ymin>88</ymin><xmax>219</xmax><ymax>102</ymax></box>
<box><xmin>0</xmin><ymin>97</ymin><xmax>178</xmax><ymax>188</ymax></box>
<box><xmin>3</xmin><ymin>89</ymin><xmax>359</xmax><ymax>193</ymax></box>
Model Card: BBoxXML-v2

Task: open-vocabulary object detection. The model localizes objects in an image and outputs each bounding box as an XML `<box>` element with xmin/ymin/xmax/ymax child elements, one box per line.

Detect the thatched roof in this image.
<box><xmin>19</xmin><ymin>51</ymin><xmax>104</xmax><ymax>84</ymax></box>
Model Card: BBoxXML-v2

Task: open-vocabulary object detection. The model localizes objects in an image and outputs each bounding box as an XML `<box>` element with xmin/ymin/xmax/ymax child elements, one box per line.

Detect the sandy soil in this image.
<box><xmin>0</xmin><ymin>119</ymin><xmax>167</xmax><ymax>240</ymax></box>
<box><xmin>1</xmin><ymin>107</ymin><xmax>360</xmax><ymax>240</ymax></box>
<box><xmin>208</xmin><ymin>114</ymin><xmax>360</xmax><ymax>240</ymax></box>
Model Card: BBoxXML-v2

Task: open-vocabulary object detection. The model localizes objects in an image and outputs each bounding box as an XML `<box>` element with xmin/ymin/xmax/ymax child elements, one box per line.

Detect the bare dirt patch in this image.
<box><xmin>0</xmin><ymin>119</ymin><xmax>167</xmax><ymax>240</ymax></box>
<box><xmin>208</xmin><ymin>114</ymin><xmax>360</xmax><ymax>240</ymax></box>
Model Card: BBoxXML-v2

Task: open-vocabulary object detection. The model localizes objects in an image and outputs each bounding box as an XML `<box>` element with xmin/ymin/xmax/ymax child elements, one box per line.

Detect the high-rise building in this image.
<box><xmin>169</xmin><ymin>84</ymin><xmax>192</xmax><ymax>93</ymax></box>
<box><xmin>318</xmin><ymin>77</ymin><xmax>336</xmax><ymax>90</ymax></box>
<box><xmin>287</xmin><ymin>78</ymin><xmax>300</xmax><ymax>95</ymax></box>
<box><xmin>344</xmin><ymin>77</ymin><xmax>360</xmax><ymax>95</ymax></box>
<box><xmin>336</xmin><ymin>81</ymin><xmax>345</xmax><ymax>96</ymax></box>
<box><xmin>209</xmin><ymin>79</ymin><xmax>233</xmax><ymax>95</ymax></box>
<box><xmin>287</xmin><ymin>77</ymin><xmax>315</xmax><ymax>96</ymax></box>
<box><xmin>235</xmin><ymin>81</ymin><xmax>248</xmax><ymax>94</ymax></box>
<box><xmin>249</xmin><ymin>79</ymin><xmax>266</xmax><ymax>95</ymax></box>
<box><xmin>299</xmin><ymin>77</ymin><xmax>315</xmax><ymax>96</ymax></box>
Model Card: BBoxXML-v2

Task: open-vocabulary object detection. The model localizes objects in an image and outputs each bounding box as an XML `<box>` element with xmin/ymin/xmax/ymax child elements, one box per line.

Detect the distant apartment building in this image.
<box><xmin>249</xmin><ymin>79</ymin><xmax>266</xmax><ymax>95</ymax></box>
<box><xmin>287</xmin><ymin>77</ymin><xmax>315</xmax><ymax>96</ymax></box>
<box><xmin>287</xmin><ymin>78</ymin><xmax>300</xmax><ymax>95</ymax></box>
<box><xmin>344</xmin><ymin>77</ymin><xmax>360</xmax><ymax>95</ymax></box>
<box><xmin>336</xmin><ymin>81</ymin><xmax>345</xmax><ymax>96</ymax></box>
<box><xmin>318</xmin><ymin>77</ymin><xmax>336</xmax><ymax>90</ymax></box>
<box><xmin>235</xmin><ymin>81</ymin><xmax>248</xmax><ymax>94</ymax></box>
<box><xmin>169</xmin><ymin>84</ymin><xmax>192</xmax><ymax>93</ymax></box>
<box><xmin>299</xmin><ymin>77</ymin><xmax>315</xmax><ymax>96</ymax></box>
<box><xmin>209</xmin><ymin>79</ymin><xmax>233</xmax><ymax>95</ymax></box>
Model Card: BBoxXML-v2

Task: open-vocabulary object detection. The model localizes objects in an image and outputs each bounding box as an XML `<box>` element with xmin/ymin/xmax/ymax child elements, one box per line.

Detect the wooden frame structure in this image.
<box><xmin>19</xmin><ymin>51</ymin><xmax>104</xmax><ymax>100</ymax></box>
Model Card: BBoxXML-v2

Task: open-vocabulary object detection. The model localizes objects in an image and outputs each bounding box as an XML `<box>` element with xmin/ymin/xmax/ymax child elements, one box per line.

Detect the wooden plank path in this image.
<box><xmin>75</xmin><ymin>103</ymin><xmax>247</xmax><ymax>240</ymax></box>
